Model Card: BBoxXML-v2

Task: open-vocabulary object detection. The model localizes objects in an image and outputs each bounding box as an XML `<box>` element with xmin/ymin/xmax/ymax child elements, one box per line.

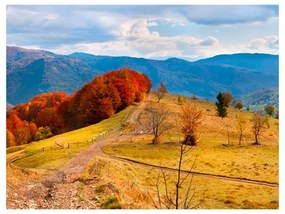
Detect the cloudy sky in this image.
<box><xmin>6</xmin><ymin>5</ymin><xmax>278</xmax><ymax>61</ymax></box>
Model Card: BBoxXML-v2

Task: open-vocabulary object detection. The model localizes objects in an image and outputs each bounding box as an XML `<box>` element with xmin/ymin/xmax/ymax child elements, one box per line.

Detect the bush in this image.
<box><xmin>234</xmin><ymin>102</ymin><xmax>243</xmax><ymax>110</ymax></box>
<box><xmin>177</xmin><ymin>94</ymin><xmax>184</xmax><ymax>105</ymax></box>
<box><xmin>34</xmin><ymin>126</ymin><xmax>52</xmax><ymax>141</ymax></box>
<box><xmin>100</xmin><ymin>197</ymin><xmax>121</xmax><ymax>209</ymax></box>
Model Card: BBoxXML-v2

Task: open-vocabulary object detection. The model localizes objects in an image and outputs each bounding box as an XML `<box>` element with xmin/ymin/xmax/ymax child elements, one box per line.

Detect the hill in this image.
<box><xmin>196</xmin><ymin>53</ymin><xmax>278</xmax><ymax>76</ymax></box>
<box><xmin>7</xmin><ymin>93</ymin><xmax>278</xmax><ymax>209</ymax></box>
<box><xmin>6</xmin><ymin>68</ymin><xmax>151</xmax><ymax>147</ymax></box>
<box><xmin>7</xmin><ymin>46</ymin><xmax>278</xmax><ymax>105</ymax></box>
<box><xmin>238</xmin><ymin>88</ymin><xmax>279</xmax><ymax>111</ymax></box>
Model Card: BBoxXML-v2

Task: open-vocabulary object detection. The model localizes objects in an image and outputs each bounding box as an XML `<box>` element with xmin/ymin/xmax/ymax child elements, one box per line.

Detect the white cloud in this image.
<box><xmin>7</xmin><ymin>6</ymin><xmax>278</xmax><ymax>60</ymax></box>
<box><xmin>49</xmin><ymin>18</ymin><xmax>222</xmax><ymax>60</ymax></box>
<box><xmin>247</xmin><ymin>35</ymin><xmax>279</xmax><ymax>51</ymax></box>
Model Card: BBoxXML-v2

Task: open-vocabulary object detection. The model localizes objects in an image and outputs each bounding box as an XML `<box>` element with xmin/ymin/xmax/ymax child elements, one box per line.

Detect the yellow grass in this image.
<box><xmin>104</xmin><ymin>93</ymin><xmax>279</xmax><ymax>183</ymax></box>
<box><xmin>11</xmin><ymin>106</ymin><xmax>135</xmax><ymax>170</ymax></box>
<box><xmin>80</xmin><ymin>156</ymin><xmax>278</xmax><ymax>209</ymax></box>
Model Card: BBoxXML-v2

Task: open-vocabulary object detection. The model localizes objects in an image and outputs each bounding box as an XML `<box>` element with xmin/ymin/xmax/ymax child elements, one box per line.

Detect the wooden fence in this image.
<box><xmin>11</xmin><ymin>108</ymin><xmax>134</xmax><ymax>163</ymax></box>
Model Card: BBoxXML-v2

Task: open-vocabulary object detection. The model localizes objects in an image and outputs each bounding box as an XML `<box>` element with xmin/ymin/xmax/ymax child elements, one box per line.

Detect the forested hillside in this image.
<box><xmin>6</xmin><ymin>68</ymin><xmax>151</xmax><ymax>147</ymax></box>
<box><xmin>7</xmin><ymin>46</ymin><xmax>278</xmax><ymax>105</ymax></box>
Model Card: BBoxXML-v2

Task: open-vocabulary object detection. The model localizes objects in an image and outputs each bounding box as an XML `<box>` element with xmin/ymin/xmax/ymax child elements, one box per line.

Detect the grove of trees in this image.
<box><xmin>6</xmin><ymin>68</ymin><xmax>152</xmax><ymax>147</ymax></box>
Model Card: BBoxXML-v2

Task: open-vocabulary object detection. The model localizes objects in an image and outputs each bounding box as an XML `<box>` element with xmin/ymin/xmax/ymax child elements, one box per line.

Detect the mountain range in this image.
<box><xmin>7</xmin><ymin>46</ymin><xmax>278</xmax><ymax>105</ymax></box>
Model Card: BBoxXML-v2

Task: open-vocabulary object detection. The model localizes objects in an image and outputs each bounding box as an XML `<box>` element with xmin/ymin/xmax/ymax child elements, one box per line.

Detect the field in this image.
<box><xmin>78</xmin><ymin>156</ymin><xmax>278</xmax><ymax>209</ymax></box>
<box><xmin>6</xmin><ymin>93</ymin><xmax>278</xmax><ymax>209</ymax></box>
<box><xmin>105</xmin><ymin>94</ymin><xmax>278</xmax><ymax>182</ymax></box>
<box><xmin>8</xmin><ymin>106</ymin><xmax>134</xmax><ymax>170</ymax></box>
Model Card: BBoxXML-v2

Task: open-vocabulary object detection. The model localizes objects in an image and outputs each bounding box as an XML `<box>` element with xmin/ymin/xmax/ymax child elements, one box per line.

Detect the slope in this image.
<box><xmin>7</xmin><ymin>46</ymin><xmax>278</xmax><ymax>105</ymax></box>
<box><xmin>7</xmin><ymin>93</ymin><xmax>278</xmax><ymax>209</ymax></box>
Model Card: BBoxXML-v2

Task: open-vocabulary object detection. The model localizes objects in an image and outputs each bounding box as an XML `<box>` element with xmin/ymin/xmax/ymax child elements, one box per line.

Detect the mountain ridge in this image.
<box><xmin>7</xmin><ymin>46</ymin><xmax>278</xmax><ymax>105</ymax></box>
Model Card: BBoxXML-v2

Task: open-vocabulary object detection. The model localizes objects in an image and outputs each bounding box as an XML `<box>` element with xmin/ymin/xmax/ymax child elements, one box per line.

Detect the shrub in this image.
<box><xmin>100</xmin><ymin>197</ymin><xmax>121</xmax><ymax>209</ymax></box>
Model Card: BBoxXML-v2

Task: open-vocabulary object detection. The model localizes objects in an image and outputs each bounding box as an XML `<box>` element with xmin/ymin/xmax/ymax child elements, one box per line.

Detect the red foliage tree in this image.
<box><xmin>7</xmin><ymin>130</ymin><xmax>16</xmax><ymax>147</ymax></box>
<box><xmin>6</xmin><ymin>68</ymin><xmax>152</xmax><ymax>147</ymax></box>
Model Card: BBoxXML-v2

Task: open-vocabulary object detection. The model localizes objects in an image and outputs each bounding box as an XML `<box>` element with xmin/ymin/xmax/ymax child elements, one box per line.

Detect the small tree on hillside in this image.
<box><xmin>235</xmin><ymin>102</ymin><xmax>243</xmax><ymax>110</ymax></box>
<box><xmin>264</xmin><ymin>105</ymin><xmax>275</xmax><ymax>117</ymax></box>
<box><xmin>215</xmin><ymin>92</ymin><xmax>228</xmax><ymax>118</ymax></box>
<box><xmin>251</xmin><ymin>112</ymin><xmax>269</xmax><ymax>145</ymax></box>
<box><xmin>236</xmin><ymin>115</ymin><xmax>247</xmax><ymax>145</ymax></box>
<box><xmin>180</xmin><ymin>105</ymin><xmax>203</xmax><ymax>146</ymax></box>
<box><xmin>156</xmin><ymin>81</ymin><xmax>167</xmax><ymax>103</ymax></box>
<box><xmin>147</xmin><ymin>104</ymin><xmax>173</xmax><ymax>144</ymax></box>
<box><xmin>177</xmin><ymin>94</ymin><xmax>184</xmax><ymax>105</ymax></box>
<box><xmin>275</xmin><ymin>111</ymin><xmax>279</xmax><ymax>119</ymax></box>
<box><xmin>148</xmin><ymin>120</ymin><xmax>203</xmax><ymax>209</ymax></box>
<box><xmin>221</xmin><ymin>92</ymin><xmax>233</xmax><ymax>107</ymax></box>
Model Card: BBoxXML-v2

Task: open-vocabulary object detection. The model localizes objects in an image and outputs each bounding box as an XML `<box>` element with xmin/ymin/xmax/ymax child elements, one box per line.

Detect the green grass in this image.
<box><xmin>12</xmin><ymin>106</ymin><xmax>135</xmax><ymax>170</ymax></box>
<box><xmin>100</xmin><ymin>197</ymin><xmax>121</xmax><ymax>209</ymax></box>
<box><xmin>249</xmin><ymin>104</ymin><xmax>266</xmax><ymax>112</ymax></box>
<box><xmin>6</xmin><ymin>144</ymin><xmax>27</xmax><ymax>154</ymax></box>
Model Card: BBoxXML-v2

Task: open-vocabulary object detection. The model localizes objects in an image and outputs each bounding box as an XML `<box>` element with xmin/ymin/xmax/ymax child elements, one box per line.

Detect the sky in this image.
<box><xmin>6</xmin><ymin>5</ymin><xmax>279</xmax><ymax>61</ymax></box>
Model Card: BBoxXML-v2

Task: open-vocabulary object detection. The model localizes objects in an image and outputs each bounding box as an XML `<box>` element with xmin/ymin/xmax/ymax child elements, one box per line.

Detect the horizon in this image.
<box><xmin>7</xmin><ymin>5</ymin><xmax>278</xmax><ymax>61</ymax></box>
<box><xmin>7</xmin><ymin>45</ymin><xmax>279</xmax><ymax>63</ymax></box>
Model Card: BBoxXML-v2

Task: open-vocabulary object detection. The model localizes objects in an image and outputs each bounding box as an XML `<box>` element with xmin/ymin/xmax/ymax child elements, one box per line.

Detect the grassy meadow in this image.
<box><xmin>7</xmin><ymin>93</ymin><xmax>278</xmax><ymax>208</ymax></box>
<box><xmin>104</xmin><ymin>94</ymin><xmax>279</xmax><ymax>183</ymax></box>
<box><xmin>9</xmin><ymin>106</ymin><xmax>135</xmax><ymax>170</ymax></box>
<box><xmin>78</xmin><ymin>156</ymin><xmax>278</xmax><ymax>209</ymax></box>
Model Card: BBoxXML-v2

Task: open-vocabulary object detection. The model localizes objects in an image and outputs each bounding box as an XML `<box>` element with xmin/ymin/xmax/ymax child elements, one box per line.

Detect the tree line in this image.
<box><xmin>6</xmin><ymin>67</ymin><xmax>152</xmax><ymax>147</ymax></box>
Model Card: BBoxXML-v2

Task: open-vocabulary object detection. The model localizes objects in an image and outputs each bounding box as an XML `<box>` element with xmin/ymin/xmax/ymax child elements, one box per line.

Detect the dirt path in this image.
<box><xmin>6</xmin><ymin>97</ymin><xmax>150</xmax><ymax>209</ymax></box>
<box><xmin>6</xmin><ymin>95</ymin><xmax>278</xmax><ymax>209</ymax></box>
<box><xmin>129</xmin><ymin>93</ymin><xmax>151</xmax><ymax>126</ymax></box>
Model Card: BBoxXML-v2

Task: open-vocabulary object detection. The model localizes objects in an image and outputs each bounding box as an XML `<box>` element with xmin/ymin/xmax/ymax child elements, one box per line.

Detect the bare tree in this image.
<box><xmin>147</xmin><ymin>107</ymin><xmax>203</xmax><ymax>209</ymax></box>
<box><xmin>236</xmin><ymin>115</ymin><xmax>247</xmax><ymax>145</ymax></box>
<box><xmin>251</xmin><ymin>112</ymin><xmax>269</xmax><ymax>145</ymax></box>
<box><xmin>147</xmin><ymin>103</ymin><xmax>173</xmax><ymax>144</ymax></box>
<box><xmin>180</xmin><ymin>105</ymin><xmax>203</xmax><ymax>146</ymax></box>
<box><xmin>148</xmin><ymin>137</ymin><xmax>200</xmax><ymax>209</ymax></box>
<box><xmin>155</xmin><ymin>81</ymin><xmax>167</xmax><ymax>103</ymax></box>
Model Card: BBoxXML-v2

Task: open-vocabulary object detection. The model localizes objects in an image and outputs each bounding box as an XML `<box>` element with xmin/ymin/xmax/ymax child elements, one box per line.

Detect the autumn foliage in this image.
<box><xmin>6</xmin><ymin>68</ymin><xmax>152</xmax><ymax>147</ymax></box>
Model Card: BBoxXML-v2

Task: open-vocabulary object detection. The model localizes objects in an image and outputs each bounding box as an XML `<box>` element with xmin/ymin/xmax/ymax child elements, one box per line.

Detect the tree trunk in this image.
<box><xmin>239</xmin><ymin>133</ymin><xmax>242</xmax><ymax>146</ymax></box>
<box><xmin>152</xmin><ymin>136</ymin><xmax>159</xmax><ymax>144</ymax></box>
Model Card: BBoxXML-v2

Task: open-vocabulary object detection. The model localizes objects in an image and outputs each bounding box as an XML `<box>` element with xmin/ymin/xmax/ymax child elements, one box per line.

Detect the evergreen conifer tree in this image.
<box><xmin>216</xmin><ymin>92</ymin><xmax>228</xmax><ymax>118</ymax></box>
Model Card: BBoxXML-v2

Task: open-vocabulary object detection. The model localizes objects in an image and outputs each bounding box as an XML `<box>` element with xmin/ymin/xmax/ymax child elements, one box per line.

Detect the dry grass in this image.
<box><xmin>104</xmin><ymin>93</ymin><xmax>278</xmax><ymax>182</ymax></box>
<box><xmin>80</xmin><ymin>156</ymin><xmax>278</xmax><ymax>209</ymax></box>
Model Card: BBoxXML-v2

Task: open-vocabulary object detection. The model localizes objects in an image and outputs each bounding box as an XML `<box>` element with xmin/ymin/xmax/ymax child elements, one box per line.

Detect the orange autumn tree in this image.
<box><xmin>6</xmin><ymin>92</ymin><xmax>68</xmax><ymax>146</ymax></box>
<box><xmin>6</xmin><ymin>68</ymin><xmax>152</xmax><ymax>147</ymax></box>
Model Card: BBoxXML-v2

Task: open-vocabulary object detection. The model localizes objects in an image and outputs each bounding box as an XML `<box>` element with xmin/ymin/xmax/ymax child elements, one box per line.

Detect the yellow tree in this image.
<box><xmin>180</xmin><ymin>105</ymin><xmax>203</xmax><ymax>146</ymax></box>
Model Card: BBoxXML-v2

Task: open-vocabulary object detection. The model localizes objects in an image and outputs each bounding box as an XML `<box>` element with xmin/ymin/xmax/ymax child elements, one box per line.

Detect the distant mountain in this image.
<box><xmin>196</xmin><ymin>53</ymin><xmax>278</xmax><ymax>76</ymax></box>
<box><xmin>238</xmin><ymin>88</ymin><xmax>279</xmax><ymax>108</ymax></box>
<box><xmin>7</xmin><ymin>46</ymin><xmax>278</xmax><ymax>105</ymax></box>
<box><xmin>7</xmin><ymin>47</ymin><xmax>100</xmax><ymax>104</ymax></box>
